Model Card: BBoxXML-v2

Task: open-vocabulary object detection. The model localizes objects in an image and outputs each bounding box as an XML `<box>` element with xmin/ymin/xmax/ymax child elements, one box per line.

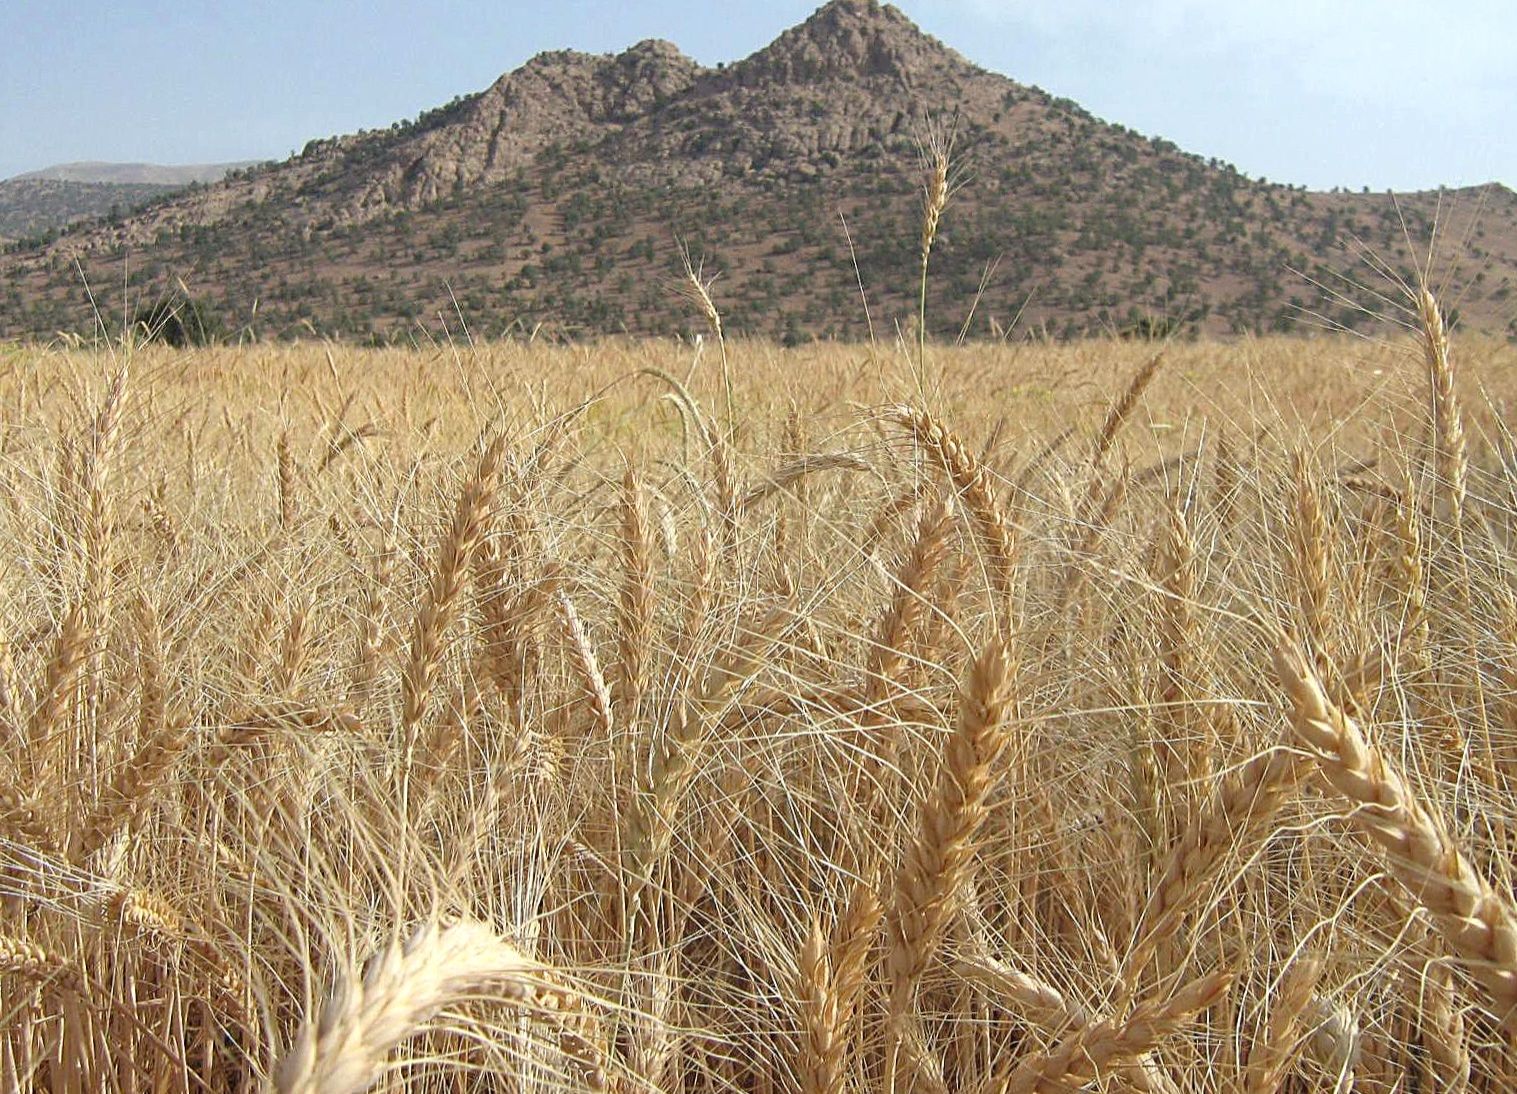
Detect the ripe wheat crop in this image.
<box><xmin>1</xmin><ymin>311</ymin><xmax>1517</xmax><ymax>1092</ymax></box>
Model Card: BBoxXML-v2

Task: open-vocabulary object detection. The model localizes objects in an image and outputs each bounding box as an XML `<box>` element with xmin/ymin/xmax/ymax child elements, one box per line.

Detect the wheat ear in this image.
<box><xmin>886</xmin><ymin>639</ymin><xmax>1016</xmax><ymax>1093</ymax></box>
<box><xmin>997</xmin><ymin>971</ymin><xmax>1231</xmax><ymax>1094</ymax></box>
<box><xmin>796</xmin><ymin>917</ymin><xmax>845</xmax><ymax>1094</ymax></box>
<box><xmin>275</xmin><ymin>919</ymin><xmax>602</xmax><ymax>1094</ymax></box>
<box><xmin>400</xmin><ymin>435</ymin><xmax>506</xmax><ymax>753</ymax></box>
<box><xmin>865</xmin><ymin>496</ymin><xmax>955</xmax><ymax>705</ymax></box>
<box><xmin>1242</xmin><ymin>954</ymin><xmax>1323</xmax><ymax>1094</ymax></box>
<box><xmin>1274</xmin><ymin>640</ymin><xmax>1517</xmax><ymax>1027</ymax></box>
<box><xmin>1124</xmin><ymin>744</ymin><xmax>1306</xmax><ymax>988</ymax></box>
<box><xmin>887</xmin><ymin>405</ymin><xmax>1017</xmax><ymax>599</ymax></box>
<box><xmin>614</xmin><ymin>466</ymin><xmax>653</xmax><ymax>719</ymax></box>
<box><xmin>556</xmin><ymin>589</ymin><xmax>614</xmax><ymax>739</ymax></box>
<box><xmin>0</xmin><ymin>933</ymin><xmax>84</xmax><ymax>995</ymax></box>
<box><xmin>1093</xmin><ymin>354</ymin><xmax>1163</xmax><ymax>467</ymax></box>
<box><xmin>794</xmin><ymin>877</ymin><xmax>882</xmax><ymax>1094</ymax></box>
<box><xmin>1416</xmin><ymin>959</ymin><xmax>1471</xmax><ymax>1093</ymax></box>
<box><xmin>1416</xmin><ymin>285</ymin><xmax>1468</xmax><ymax>529</ymax></box>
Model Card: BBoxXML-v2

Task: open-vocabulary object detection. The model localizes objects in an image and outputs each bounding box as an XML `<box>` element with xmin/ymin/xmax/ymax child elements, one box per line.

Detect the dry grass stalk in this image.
<box><xmin>1274</xmin><ymin>640</ymin><xmax>1517</xmax><ymax>1027</ymax></box>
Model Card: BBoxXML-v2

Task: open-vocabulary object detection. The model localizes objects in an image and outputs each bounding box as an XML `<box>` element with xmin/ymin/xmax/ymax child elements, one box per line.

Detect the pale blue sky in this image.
<box><xmin>2</xmin><ymin>1</ymin><xmax>1511</xmax><ymax>190</ymax></box>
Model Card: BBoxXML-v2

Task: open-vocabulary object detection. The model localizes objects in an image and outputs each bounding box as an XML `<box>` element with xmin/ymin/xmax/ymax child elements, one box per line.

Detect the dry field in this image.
<box><xmin>3</xmin><ymin>308</ymin><xmax>1517</xmax><ymax>1092</ymax></box>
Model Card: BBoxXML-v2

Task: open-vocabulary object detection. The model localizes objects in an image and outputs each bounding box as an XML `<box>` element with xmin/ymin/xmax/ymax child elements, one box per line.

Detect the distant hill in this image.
<box><xmin>14</xmin><ymin>161</ymin><xmax>261</xmax><ymax>186</ymax></box>
<box><xmin>0</xmin><ymin>179</ymin><xmax>181</xmax><ymax>242</ymax></box>
<box><xmin>3</xmin><ymin>0</ymin><xmax>1514</xmax><ymax>341</ymax></box>
<box><xmin>0</xmin><ymin>161</ymin><xmax>263</xmax><ymax>244</ymax></box>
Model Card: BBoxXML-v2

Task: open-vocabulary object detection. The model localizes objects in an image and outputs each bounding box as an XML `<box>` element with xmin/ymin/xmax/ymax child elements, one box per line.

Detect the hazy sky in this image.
<box><xmin>2</xmin><ymin>1</ymin><xmax>1511</xmax><ymax>190</ymax></box>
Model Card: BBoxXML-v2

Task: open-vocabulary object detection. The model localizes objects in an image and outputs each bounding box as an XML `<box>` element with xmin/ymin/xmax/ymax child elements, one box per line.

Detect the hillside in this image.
<box><xmin>3</xmin><ymin>0</ymin><xmax>1515</xmax><ymax>341</ymax></box>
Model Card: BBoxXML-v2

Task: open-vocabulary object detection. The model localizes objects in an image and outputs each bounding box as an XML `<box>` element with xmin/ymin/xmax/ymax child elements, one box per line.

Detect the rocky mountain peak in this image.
<box><xmin>737</xmin><ymin>0</ymin><xmax>967</xmax><ymax>86</ymax></box>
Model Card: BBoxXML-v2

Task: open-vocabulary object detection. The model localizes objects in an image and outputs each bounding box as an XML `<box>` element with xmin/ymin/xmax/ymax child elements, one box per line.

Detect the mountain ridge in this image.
<box><xmin>3</xmin><ymin>0</ymin><xmax>1515</xmax><ymax>340</ymax></box>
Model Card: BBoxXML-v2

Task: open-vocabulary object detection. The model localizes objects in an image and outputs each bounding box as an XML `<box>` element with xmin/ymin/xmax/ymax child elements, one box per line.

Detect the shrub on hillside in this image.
<box><xmin>130</xmin><ymin>293</ymin><xmax>222</xmax><ymax>346</ymax></box>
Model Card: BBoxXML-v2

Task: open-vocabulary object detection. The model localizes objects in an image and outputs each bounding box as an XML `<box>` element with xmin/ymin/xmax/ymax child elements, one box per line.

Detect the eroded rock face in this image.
<box><xmin>358</xmin><ymin>39</ymin><xmax>702</xmax><ymax>212</ymax></box>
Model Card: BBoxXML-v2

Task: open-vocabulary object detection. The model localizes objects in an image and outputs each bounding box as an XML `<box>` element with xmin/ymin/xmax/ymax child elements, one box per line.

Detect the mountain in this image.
<box><xmin>0</xmin><ymin>161</ymin><xmax>264</xmax><ymax>244</ymax></box>
<box><xmin>3</xmin><ymin>0</ymin><xmax>1514</xmax><ymax>341</ymax></box>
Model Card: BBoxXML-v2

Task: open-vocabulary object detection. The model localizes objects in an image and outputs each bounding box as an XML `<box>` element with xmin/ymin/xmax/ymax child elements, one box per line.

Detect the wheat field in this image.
<box><xmin>2</xmin><ymin>304</ymin><xmax>1517</xmax><ymax>1092</ymax></box>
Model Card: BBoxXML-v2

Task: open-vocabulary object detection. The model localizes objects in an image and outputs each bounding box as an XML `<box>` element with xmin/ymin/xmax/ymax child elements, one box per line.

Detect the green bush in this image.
<box><xmin>130</xmin><ymin>294</ymin><xmax>222</xmax><ymax>347</ymax></box>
